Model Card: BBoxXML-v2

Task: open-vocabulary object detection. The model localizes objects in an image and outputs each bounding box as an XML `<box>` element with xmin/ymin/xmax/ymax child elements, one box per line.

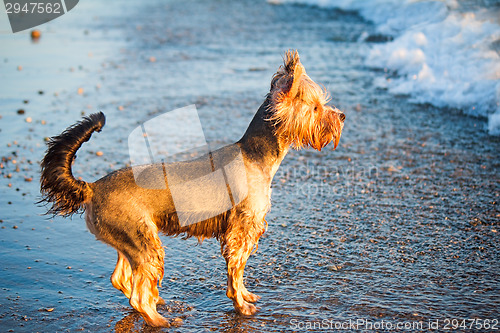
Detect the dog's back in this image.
<box><xmin>88</xmin><ymin>141</ymin><xmax>258</xmax><ymax>241</ymax></box>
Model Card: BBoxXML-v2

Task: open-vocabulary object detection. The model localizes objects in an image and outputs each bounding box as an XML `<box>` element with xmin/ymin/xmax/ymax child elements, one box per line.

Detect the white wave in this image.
<box><xmin>272</xmin><ymin>0</ymin><xmax>500</xmax><ymax>135</ymax></box>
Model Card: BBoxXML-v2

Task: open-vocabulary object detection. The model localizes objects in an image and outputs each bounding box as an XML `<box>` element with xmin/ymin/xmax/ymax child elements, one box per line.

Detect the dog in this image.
<box><xmin>40</xmin><ymin>50</ymin><xmax>345</xmax><ymax>327</ymax></box>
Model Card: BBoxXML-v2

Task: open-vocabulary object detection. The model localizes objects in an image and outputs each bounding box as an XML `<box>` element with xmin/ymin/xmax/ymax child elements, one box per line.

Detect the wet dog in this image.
<box><xmin>40</xmin><ymin>50</ymin><xmax>345</xmax><ymax>327</ymax></box>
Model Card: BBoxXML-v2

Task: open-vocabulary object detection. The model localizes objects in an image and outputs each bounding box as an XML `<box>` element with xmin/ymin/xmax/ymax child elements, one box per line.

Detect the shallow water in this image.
<box><xmin>0</xmin><ymin>0</ymin><xmax>499</xmax><ymax>332</ymax></box>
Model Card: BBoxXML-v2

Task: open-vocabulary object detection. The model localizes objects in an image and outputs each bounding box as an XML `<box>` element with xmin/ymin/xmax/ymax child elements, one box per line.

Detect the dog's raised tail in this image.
<box><xmin>40</xmin><ymin>112</ymin><xmax>106</xmax><ymax>216</ymax></box>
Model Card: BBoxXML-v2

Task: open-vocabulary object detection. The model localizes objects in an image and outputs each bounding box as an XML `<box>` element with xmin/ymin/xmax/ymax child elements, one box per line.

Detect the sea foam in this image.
<box><xmin>272</xmin><ymin>0</ymin><xmax>500</xmax><ymax>135</ymax></box>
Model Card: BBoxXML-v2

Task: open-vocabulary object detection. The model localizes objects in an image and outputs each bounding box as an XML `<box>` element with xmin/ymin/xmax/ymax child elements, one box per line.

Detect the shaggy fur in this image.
<box><xmin>40</xmin><ymin>50</ymin><xmax>345</xmax><ymax>327</ymax></box>
<box><xmin>40</xmin><ymin>112</ymin><xmax>105</xmax><ymax>215</ymax></box>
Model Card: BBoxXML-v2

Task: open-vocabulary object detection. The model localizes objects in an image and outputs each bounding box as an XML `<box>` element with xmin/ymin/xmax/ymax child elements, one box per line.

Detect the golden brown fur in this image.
<box><xmin>269</xmin><ymin>51</ymin><xmax>343</xmax><ymax>150</ymax></box>
<box><xmin>40</xmin><ymin>50</ymin><xmax>344</xmax><ymax>327</ymax></box>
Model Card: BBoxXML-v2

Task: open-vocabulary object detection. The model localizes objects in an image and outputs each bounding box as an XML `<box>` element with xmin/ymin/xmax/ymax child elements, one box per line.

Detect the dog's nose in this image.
<box><xmin>339</xmin><ymin>113</ymin><xmax>345</xmax><ymax>122</ymax></box>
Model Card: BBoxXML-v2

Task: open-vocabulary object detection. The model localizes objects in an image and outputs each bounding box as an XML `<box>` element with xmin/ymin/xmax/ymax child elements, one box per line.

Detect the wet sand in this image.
<box><xmin>0</xmin><ymin>0</ymin><xmax>499</xmax><ymax>332</ymax></box>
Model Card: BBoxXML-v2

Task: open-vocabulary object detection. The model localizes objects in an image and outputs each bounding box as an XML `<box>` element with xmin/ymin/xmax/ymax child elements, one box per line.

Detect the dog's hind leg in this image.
<box><xmin>111</xmin><ymin>251</ymin><xmax>133</xmax><ymax>299</ymax></box>
<box><xmin>129</xmin><ymin>261</ymin><xmax>167</xmax><ymax>327</ymax></box>
<box><xmin>119</xmin><ymin>220</ymin><xmax>168</xmax><ymax>327</ymax></box>
<box><xmin>111</xmin><ymin>251</ymin><xmax>166</xmax><ymax>306</ymax></box>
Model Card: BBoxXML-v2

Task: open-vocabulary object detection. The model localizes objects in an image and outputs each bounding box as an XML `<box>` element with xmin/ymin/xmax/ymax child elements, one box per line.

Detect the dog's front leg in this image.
<box><xmin>223</xmin><ymin>238</ymin><xmax>257</xmax><ymax>316</ymax></box>
<box><xmin>222</xmin><ymin>215</ymin><xmax>266</xmax><ymax>315</ymax></box>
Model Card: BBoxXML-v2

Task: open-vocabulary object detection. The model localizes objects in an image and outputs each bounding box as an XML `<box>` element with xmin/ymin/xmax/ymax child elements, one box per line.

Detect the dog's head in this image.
<box><xmin>268</xmin><ymin>50</ymin><xmax>345</xmax><ymax>151</ymax></box>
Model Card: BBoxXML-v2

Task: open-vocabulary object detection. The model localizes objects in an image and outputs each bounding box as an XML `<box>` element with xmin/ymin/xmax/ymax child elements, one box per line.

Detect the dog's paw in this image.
<box><xmin>242</xmin><ymin>291</ymin><xmax>261</xmax><ymax>303</ymax></box>
<box><xmin>156</xmin><ymin>296</ymin><xmax>166</xmax><ymax>305</ymax></box>
<box><xmin>236</xmin><ymin>301</ymin><xmax>258</xmax><ymax>316</ymax></box>
<box><xmin>144</xmin><ymin>314</ymin><xmax>183</xmax><ymax>328</ymax></box>
<box><xmin>144</xmin><ymin>314</ymin><xmax>170</xmax><ymax>328</ymax></box>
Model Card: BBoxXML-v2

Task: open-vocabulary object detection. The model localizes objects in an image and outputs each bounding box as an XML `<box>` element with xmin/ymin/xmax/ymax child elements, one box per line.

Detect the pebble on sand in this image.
<box><xmin>149</xmin><ymin>56</ymin><xmax>156</xmax><ymax>62</ymax></box>
<box><xmin>17</xmin><ymin>65</ymin><xmax>22</xmax><ymax>71</ymax></box>
<box><xmin>96</xmin><ymin>151</ymin><xmax>104</xmax><ymax>156</ymax></box>
<box><xmin>77</xmin><ymin>87</ymin><xmax>84</xmax><ymax>95</ymax></box>
<box><xmin>17</xmin><ymin>109</ymin><xmax>25</xmax><ymax>115</ymax></box>
<box><xmin>31</xmin><ymin>30</ymin><xmax>41</xmax><ymax>40</ymax></box>
<box><xmin>25</xmin><ymin>117</ymin><xmax>32</xmax><ymax>123</ymax></box>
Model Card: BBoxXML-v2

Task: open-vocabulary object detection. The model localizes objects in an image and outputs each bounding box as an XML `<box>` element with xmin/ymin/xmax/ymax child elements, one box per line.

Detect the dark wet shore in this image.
<box><xmin>0</xmin><ymin>0</ymin><xmax>498</xmax><ymax>332</ymax></box>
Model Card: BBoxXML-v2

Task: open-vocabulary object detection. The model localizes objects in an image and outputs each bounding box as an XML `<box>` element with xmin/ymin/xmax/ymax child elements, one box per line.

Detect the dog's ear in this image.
<box><xmin>286</xmin><ymin>61</ymin><xmax>303</xmax><ymax>99</ymax></box>
<box><xmin>272</xmin><ymin>50</ymin><xmax>304</xmax><ymax>98</ymax></box>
